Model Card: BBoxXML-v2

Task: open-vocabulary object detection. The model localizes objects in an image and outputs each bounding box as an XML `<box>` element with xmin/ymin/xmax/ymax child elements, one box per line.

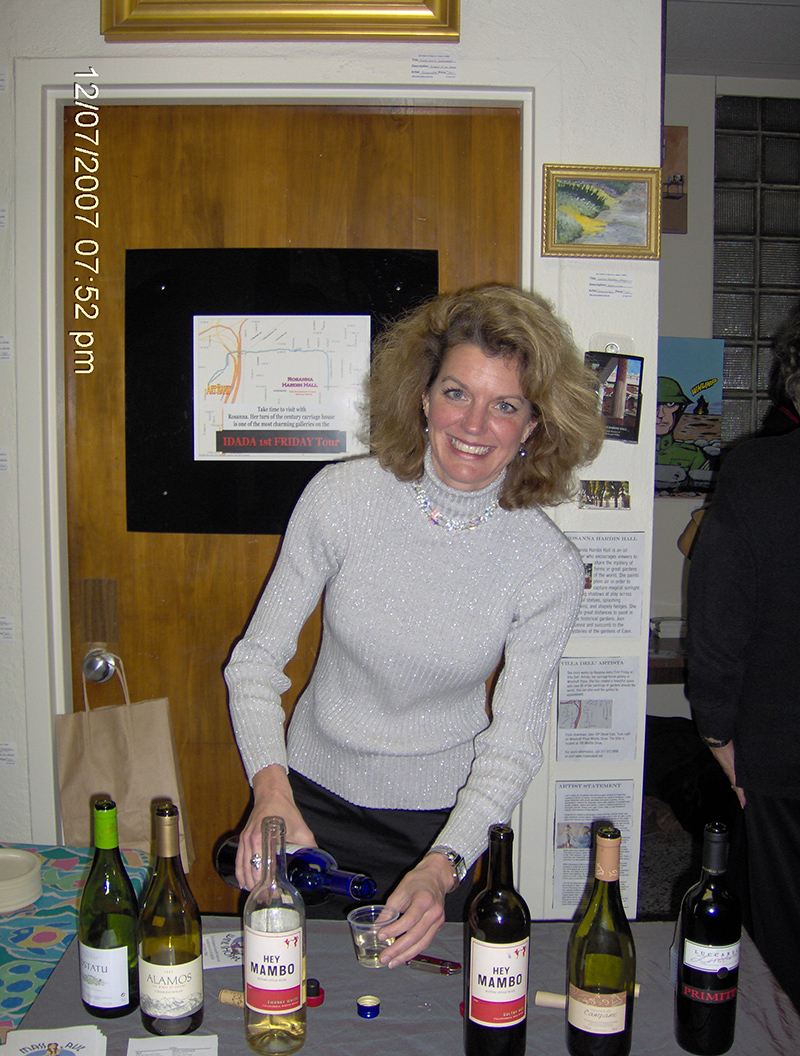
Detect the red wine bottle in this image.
<box><xmin>674</xmin><ymin>822</ymin><xmax>741</xmax><ymax>1055</ymax></box>
<box><xmin>464</xmin><ymin>824</ymin><xmax>530</xmax><ymax>1056</ymax></box>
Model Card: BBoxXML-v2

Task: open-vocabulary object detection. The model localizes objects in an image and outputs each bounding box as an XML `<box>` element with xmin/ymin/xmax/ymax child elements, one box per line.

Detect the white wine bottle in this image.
<box><xmin>566</xmin><ymin>826</ymin><xmax>636</xmax><ymax>1056</ymax></box>
<box><xmin>243</xmin><ymin>816</ymin><xmax>306</xmax><ymax>1055</ymax></box>
<box><xmin>465</xmin><ymin>824</ymin><xmax>530</xmax><ymax>1056</ymax></box>
<box><xmin>78</xmin><ymin>798</ymin><xmax>139</xmax><ymax>1017</ymax></box>
<box><xmin>674</xmin><ymin>821</ymin><xmax>741</xmax><ymax>1055</ymax></box>
<box><xmin>138</xmin><ymin>802</ymin><xmax>203</xmax><ymax>1035</ymax></box>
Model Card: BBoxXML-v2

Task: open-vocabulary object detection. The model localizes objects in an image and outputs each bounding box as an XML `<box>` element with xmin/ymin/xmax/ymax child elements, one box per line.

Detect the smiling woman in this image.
<box><xmin>225</xmin><ymin>284</ymin><xmax>603</xmax><ymax>970</ymax></box>
<box><xmin>370</xmin><ymin>284</ymin><xmax>604</xmax><ymax>507</ymax></box>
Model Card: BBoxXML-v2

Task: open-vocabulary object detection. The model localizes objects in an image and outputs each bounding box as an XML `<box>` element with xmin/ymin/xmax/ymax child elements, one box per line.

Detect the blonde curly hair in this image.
<box><xmin>369</xmin><ymin>284</ymin><xmax>604</xmax><ymax>508</ymax></box>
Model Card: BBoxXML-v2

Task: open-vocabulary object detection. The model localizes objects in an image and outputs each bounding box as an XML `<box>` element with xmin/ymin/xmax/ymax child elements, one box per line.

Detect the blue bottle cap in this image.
<box><xmin>357</xmin><ymin>995</ymin><xmax>380</xmax><ymax>1018</ymax></box>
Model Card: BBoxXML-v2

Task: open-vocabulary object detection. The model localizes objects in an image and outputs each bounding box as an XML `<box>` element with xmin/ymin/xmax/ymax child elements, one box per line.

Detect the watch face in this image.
<box><xmin>431</xmin><ymin>846</ymin><xmax>465</xmax><ymax>881</ymax></box>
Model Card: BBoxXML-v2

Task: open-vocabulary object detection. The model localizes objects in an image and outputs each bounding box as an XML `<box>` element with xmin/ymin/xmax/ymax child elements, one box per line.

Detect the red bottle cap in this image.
<box><xmin>307</xmin><ymin>978</ymin><xmax>325</xmax><ymax>1007</ymax></box>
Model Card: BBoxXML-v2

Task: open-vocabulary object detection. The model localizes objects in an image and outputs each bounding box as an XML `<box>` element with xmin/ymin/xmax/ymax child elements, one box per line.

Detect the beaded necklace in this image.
<box><xmin>411</xmin><ymin>478</ymin><xmax>500</xmax><ymax>532</ymax></box>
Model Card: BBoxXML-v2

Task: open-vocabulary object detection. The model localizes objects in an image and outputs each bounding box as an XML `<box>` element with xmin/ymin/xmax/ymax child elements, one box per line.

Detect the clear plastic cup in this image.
<box><xmin>346</xmin><ymin>904</ymin><xmax>400</xmax><ymax>968</ymax></box>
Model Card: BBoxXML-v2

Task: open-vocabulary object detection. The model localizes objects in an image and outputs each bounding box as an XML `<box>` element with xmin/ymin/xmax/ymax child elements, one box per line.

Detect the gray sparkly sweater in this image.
<box><xmin>225</xmin><ymin>449</ymin><xmax>584</xmax><ymax>868</ymax></box>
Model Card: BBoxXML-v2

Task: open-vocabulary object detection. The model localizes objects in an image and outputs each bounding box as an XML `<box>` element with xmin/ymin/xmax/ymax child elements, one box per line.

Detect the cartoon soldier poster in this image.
<box><xmin>655</xmin><ymin>337</ymin><xmax>724</xmax><ymax>496</ymax></box>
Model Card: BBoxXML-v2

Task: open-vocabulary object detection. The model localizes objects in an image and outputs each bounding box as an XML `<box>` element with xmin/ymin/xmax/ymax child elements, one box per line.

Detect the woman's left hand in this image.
<box><xmin>376</xmin><ymin>854</ymin><xmax>456</xmax><ymax>967</ymax></box>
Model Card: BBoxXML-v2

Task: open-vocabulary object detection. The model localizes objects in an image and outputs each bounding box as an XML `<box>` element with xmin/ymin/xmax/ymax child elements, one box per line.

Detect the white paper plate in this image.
<box><xmin>0</xmin><ymin>848</ymin><xmax>42</xmax><ymax>912</ymax></box>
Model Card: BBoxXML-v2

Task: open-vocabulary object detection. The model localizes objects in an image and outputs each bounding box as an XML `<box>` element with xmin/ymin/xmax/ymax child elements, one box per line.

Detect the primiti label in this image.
<box><xmin>245</xmin><ymin>926</ymin><xmax>303</xmax><ymax>1014</ymax></box>
<box><xmin>468</xmin><ymin>937</ymin><xmax>529</xmax><ymax>1027</ymax></box>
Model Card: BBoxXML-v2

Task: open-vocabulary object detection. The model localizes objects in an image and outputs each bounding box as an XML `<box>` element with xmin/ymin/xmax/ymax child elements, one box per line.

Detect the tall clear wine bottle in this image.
<box><xmin>138</xmin><ymin>802</ymin><xmax>203</xmax><ymax>1035</ymax></box>
<box><xmin>78</xmin><ymin>798</ymin><xmax>139</xmax><ymax>1017</ymax></box>
<box><xmin>566</xmin><ymin>826</ymin><xmax>636</xmax><ymax>1056</ymax></box>
<box><xmin>244</xmin><ymin>816</ymin><xmax>306</xmax><ymax>1055</ymax></box>
<box><xmin>674</xmin><ymin>821</ymin><xmax>741</xmax><ymax>1055</ymax></box>
<box><xmin>464</xmin><ymin>824</ymin><xmax>530</xmax><ymax>1056</ymax></box>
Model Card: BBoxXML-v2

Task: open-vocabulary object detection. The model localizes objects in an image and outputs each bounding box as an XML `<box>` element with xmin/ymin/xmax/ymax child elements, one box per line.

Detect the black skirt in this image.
<box><xmin>288</xmin><ymin>769</ymin><xmax>480</xmax><ymax>922</ymax></box>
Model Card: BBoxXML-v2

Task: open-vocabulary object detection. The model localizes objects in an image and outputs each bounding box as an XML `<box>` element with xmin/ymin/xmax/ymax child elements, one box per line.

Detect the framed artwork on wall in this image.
<box><xmin>542</xmin><ymin>164</ymin><xmax>661</xmax><ymax>260</ymax></box>
<box><xmin>101</xmin><ymin>0</ymin><xmax>460</xmax><ymax>41</ymax></box>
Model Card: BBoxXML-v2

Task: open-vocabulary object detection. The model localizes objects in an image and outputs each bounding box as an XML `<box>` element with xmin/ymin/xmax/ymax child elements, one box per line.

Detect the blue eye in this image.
<box><xmin>497</xmin><ymin>401</ymin><xmax>521</xmax><ymax>414</ymax></box>
<box><xmin>443</xmin><ymin>387</ymin><xmax>465</xmax><ymax>400</ymax></box>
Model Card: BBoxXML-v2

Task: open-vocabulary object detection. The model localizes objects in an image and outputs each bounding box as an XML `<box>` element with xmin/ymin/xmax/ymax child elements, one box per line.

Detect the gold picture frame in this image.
<box><xmin>101</xmin><ymin>0</ymin><xmax>460</xmax><ymax>41</ymax></box>
<box><xmin>542</xmin><ymin>164</ymin><xmax>661</xmax><ymax>260</ymax></box>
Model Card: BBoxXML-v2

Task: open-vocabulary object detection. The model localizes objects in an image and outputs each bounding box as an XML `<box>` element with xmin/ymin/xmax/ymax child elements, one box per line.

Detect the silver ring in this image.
<box><xmin>250</xmin><ymin>853</ymin><xmax>262</xmax><ymax>868</ymax></box>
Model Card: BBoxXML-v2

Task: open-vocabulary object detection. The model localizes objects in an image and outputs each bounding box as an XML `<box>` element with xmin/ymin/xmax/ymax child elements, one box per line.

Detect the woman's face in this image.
<box><xmin>422</xmin><ymin>343</ymin><xmax>536</xmax><ymax>492</ymax></box>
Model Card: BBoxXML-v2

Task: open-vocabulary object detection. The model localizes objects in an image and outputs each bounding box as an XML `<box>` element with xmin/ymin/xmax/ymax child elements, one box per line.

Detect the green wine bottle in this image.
<box><xmin>138</xmin><ymin>802</ymin><xmax>203</xmax><ymax>1035</ymax></box>
<box><xmin>566</xmin><ymin>826</ymin><xmax>636</xmax><ymax>1056</ymax></box>
<box><xmin>78</xmin><ymin>798</ymin><xmax>139</xmax><ymax>1017</ymax></box>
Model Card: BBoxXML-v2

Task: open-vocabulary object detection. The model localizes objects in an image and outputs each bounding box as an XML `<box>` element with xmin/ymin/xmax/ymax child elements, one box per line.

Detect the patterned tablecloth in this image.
<box><xmin>0</xmin><ymin>844</ymin><xmax>150</xmax><ymax>1042</ymax></box>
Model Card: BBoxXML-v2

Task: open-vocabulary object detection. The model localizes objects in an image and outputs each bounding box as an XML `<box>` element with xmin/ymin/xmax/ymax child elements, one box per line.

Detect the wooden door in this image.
<box><xmin>63</xmin><ymin>104</ymin><xmax>521</xmax><ymax>911</ymax></box>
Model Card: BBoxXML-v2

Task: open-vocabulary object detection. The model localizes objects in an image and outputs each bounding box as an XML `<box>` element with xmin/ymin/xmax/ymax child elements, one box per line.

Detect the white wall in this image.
<box><xmin>1</xmin><ymin>0</ymin><xmax>663</xmax><ymax>878</ymax></box>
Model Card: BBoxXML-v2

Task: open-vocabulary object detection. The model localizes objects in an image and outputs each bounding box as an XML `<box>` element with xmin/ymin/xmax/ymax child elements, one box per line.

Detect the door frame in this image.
<box><xmin>15</xmin><ymin>57</ymin><xmax>548</xmax><ymax>842</ymax></box>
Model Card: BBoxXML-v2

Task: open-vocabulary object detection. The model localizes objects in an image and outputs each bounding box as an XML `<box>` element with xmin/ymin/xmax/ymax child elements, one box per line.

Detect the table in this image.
<box><xmin>0</xmin><ymin>845</ymin><xmax>150</xmax><ymax>1041</ymax></box>
<box><xmin>18</xmin><ymin>915</ymin><xmax>800</xmax><ymax>1055</ymax></box>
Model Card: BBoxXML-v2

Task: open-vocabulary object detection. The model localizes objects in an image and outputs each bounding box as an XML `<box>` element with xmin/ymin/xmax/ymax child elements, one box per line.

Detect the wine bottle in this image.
<box><xmin>78</xmin><ymin>798</ymin><xmax>139</xmax><ymax>1017</ymax></box>
<box><xmin>464</xmin><ymin>824</ymin><xmax>530</xmax><ymax>1056</ymax></box>
<box><xmin>243</xmin><ymin>816</ymin><xmax>306</xmax><ymax>1055</ymax></box>
<box><xmin>215</xmin><ymin>836</ymin><xmax>377</xmax><ymax>901</ymax></box>
<box><xmin>566</xmin><ymin>825</ymin><xmax>636</xmax><ymax>1056</ymax></box>
<box><xmin>674</xmin><ymin>822</ymin><xmax>741</xmax><ymax>1055</ymax></box>
<box><xmin>138</xmin><ymin>802</ymin><xmax>203</xmax><ymax>1035</ymax></box>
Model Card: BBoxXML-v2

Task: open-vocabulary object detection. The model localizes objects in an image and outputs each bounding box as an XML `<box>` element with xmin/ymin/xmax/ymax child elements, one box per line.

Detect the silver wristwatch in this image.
<box><xmin>428</xmin><ymin>845</ymin><xmax>467</xmax><ymax>885</ymax></box>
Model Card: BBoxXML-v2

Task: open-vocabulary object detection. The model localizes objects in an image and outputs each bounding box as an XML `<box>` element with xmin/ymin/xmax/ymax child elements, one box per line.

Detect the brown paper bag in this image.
<box><xmin>56</xmin><ymin>657</ymin><xmax>194</xmax><ymax>870</ymax></box>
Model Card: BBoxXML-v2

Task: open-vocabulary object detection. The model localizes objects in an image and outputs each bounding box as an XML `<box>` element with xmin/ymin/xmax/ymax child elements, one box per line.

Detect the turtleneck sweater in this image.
<box><xmin>225</xmin><ymin>448</ymin><xmax>584</xmax><ymax>868</ymax></box>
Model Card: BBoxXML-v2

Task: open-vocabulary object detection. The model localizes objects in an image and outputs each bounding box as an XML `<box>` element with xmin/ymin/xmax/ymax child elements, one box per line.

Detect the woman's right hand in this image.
<box><xmin>235</xmin><ymin>764</ymin><xmax>317</xmax><ymax>890</ymax></box>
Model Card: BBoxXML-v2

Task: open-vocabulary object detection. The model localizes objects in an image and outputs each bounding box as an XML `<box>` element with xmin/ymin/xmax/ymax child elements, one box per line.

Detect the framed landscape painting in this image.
<box><xmin>542</xmin><ymin>164</ymin><xmax>661</xmax><ymax>259</ymax></box>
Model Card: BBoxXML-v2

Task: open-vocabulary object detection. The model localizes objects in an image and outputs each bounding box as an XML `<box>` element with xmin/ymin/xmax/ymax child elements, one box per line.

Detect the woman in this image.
<box><xmin>224</xmin><ymin>284</ymin><xmax>603</xmax><ymax>965</ymax></box>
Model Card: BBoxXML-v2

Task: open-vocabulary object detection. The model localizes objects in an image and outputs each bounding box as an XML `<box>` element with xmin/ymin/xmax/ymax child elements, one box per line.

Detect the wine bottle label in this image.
<box><xmin>79</xmin><ymin>942</ymin><xmax>129</xmax><ymax>1008</ymax></box>
<box><xmin>245</xmin><ymin>925</ymin><xmax>303</xmax><ymax>1014</ymax></box>
<box><xmin>468</xmin><ymin>937</ymin><xmax>529</xmax><ymax>1027</ymax></box>
<box><xmin>682</xmin><ymin>938</ymin><xmax>740</xmax><ymax>974</ymax></box>
<box><xmin>568</xmin><ymin>984</ymin><xmax>627</xmax><ymax>1034</ymax></box>
<box><xmin>680</xmin><ymin>982</ymin><xmax>737</xmax><ymax>1004</ymax></box>
<box><xmin>139</xmin><ymin>955</ymin><xmax>203</xmax><ymax>1018</ymax></box>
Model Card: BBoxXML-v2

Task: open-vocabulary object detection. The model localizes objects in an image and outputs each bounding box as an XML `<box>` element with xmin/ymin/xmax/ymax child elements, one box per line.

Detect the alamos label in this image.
<box><xmin>79</xmin><ymin>942</ymin><xmax>129</xmax><ymax>1008</ymax></box>
<box><xmin>683</xmin><ymin>939</ymin><xmax>740</xmax><ymax>974</ymax></box>
<box><xmin>139</xmin><ymin>955</ymin><xmax>203</xmax><ymax>1018</ymax></box>
<box><xmin>468</xmin><ymin>937</ymin><xmax>529</xmax><ymax>1027</ymax></box>
<box><xmin>245</xmin><ymin>925</ymin><xmax>303</xmax><ymax>1014</ymax></box>
<box><xmin>568</xmin><ymin>985</ymin><xmax>627</xmax><ymax>1034</ymax></box>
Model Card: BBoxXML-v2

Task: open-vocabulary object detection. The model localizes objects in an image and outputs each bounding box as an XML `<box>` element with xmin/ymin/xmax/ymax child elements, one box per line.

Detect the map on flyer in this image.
<box><xmin>193</xmin><ymin>314</ymin><xmax>370</xmax><ymax>461</ymax></box>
